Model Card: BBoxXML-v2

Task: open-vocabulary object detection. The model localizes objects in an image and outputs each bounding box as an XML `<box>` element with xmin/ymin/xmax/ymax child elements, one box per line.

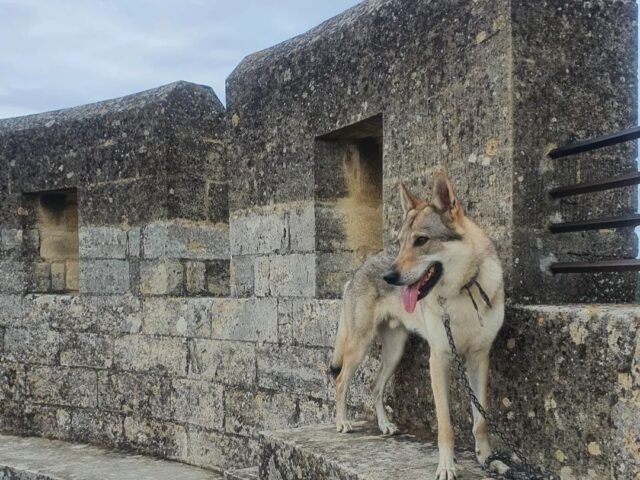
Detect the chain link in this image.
<box><xmin>437</xmin><ymin>296</ymin><xmax>556</xmax><ymax>480</ymax></box>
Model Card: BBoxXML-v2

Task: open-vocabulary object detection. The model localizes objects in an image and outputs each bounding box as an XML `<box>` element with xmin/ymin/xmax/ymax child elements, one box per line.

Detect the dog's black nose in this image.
<box><xmin>383</xmin><ymin>270</ymin><xmax>400</xmax><ymax>285</ymax></box>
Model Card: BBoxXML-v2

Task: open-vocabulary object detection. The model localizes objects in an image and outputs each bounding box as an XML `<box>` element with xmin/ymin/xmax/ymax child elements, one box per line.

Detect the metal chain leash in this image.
<box><xmin>437</xmin><ymin>296</ymin><xmax>556</xmax><ymax>480</ymax></box>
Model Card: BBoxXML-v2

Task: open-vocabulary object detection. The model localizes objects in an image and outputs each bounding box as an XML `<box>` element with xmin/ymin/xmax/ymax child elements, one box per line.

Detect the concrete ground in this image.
<box><xmin>0</xmin><ymin>434</ymin><xmax>221</xmax><ymax>480</ymax></box>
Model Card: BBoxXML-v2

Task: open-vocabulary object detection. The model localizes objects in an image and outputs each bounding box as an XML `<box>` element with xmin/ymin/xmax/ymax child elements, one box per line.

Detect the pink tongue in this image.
<box><xmin>402</xmin><ymin>283</ymin><xmax>420</xmax><ymax>313</ymax></box>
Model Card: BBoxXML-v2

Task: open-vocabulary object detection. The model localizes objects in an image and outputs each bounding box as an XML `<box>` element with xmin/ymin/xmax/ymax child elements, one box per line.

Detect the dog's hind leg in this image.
<box><xmin>335</xmin><ymin>334</ymin><xmax>372</xmax><ymax>433</ymax></box>
<box><xmin>372</xmin><ymin>323</ymin><xmax>407</xmax><ymax>435</ymax></box>
<box><xmin>466</xmin><ymin>350</ymin><xmax>509</xmax><ymax>474</ymax></box>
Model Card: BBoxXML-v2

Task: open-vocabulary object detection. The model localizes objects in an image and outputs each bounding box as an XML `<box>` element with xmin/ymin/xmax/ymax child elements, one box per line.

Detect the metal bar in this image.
<box><xmin>548</xmin><ymin>125</ymin><xmax>640</xmax><ymax>159</ymax></box>
<box><xmin>549</xmin><ymin>171</ymin><xmax>640</xmax><ymax>198</ymax></box>
<box><xmin>551</xmin><ymin>259</ymin><xmax>640</xmax><ymax>274</ymax></box>
<box><xmin>549</xmin><ymin>213</ymin><xmax>640</xmax><ymax>233</ymax></box>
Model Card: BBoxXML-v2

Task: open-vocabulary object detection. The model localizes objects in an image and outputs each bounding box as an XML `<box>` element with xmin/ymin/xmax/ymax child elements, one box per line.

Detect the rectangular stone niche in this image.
<box><xmin>22</xmin><ymin>189</ymin><xmax>79</xmax><ymax>293</ymax></box>
<box><xmin>315</xmin><ymin>115</ymin><xmax>383</xmax><ymax>298</ymax></box>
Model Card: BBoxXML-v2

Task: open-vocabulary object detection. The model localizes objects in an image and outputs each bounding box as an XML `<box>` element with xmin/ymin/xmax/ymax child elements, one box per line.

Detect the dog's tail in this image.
<box><xmin>329</xmin><ymin>281</ymin><xmax>350</xmax><ymax>379</ymax></box>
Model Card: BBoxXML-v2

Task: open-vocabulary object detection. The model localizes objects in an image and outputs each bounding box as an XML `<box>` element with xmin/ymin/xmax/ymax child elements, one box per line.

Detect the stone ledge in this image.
<box><xmin>259</xmin><ymin>422</ymin><xmax>487</xmax><ymax>480</ymax></box>
<box><xmin>0</xmin><ymin>433</ymin><xmax>221</xmax><ymax>480</ymax></box>
<box><xmin>224</xmin><ymin>466</ymin><xmax>259</xmax><ymax>480</ymax></box>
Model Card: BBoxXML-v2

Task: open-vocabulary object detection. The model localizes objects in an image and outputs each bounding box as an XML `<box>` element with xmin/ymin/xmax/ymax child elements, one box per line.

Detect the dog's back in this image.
<box><xmin>329</xmin><ymin>252</ymin><xmax>395</xmax><ymax>376</ymax></box>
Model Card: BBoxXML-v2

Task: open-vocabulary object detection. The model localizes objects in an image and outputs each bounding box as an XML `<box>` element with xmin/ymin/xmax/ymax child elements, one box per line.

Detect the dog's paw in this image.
<box><xmin>378</xmin><ymin>420</ymin><xmax>400</xmax><ymax>436</ymax></box>
<box><xmin>435</xmin><ymin>466</ymin><xmax>457</xmax><ymax>480</ymax></box>
<box><xmin>336</xmin><ymin>420</ymin><xmax>354</xmax><ymax>433</ymax></box>
<box><xmin>435</xmin><ymin>456</ymin><xmax>457</xmax><ymax>480</ymax></box>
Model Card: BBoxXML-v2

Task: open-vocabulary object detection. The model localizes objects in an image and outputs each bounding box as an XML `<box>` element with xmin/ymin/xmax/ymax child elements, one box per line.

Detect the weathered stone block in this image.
<box><xmin>189</xmin><ymin>339</ymin><xmax>256</xmax><ymax>388</ymax></box>
<box><xmin>253</xmin><ymin>256</ymin><xmax>270</xmax><ymax>297</ymax></box>
<box><xmin>79</xmin><ymin>226</ymin><xmax>127</xmax><ymax>259</ymax></box>
<box><xmin>287</xmin><ymin>203</ymin><xmax>315</xmax><ymax>253</ymax></box>
<box><xmin>123</xmin><ymin>416</ymin><xmax>187</xmax><ymax>461</ymax></box>
<box><xmin>0</xmin><ymin>362</ymin><xmax>25</xmax><ymax>402</ymax></box>
<box><xmin>0</xmin><ymin>228</ymin><xmax>22</xmax><ymax>258</ymax></box>
<box><xmin>269</xmin><ymin>254</ymin><xmax>315</xmax><ymax>297</ymax></box>
<box><xmin>0</xmin><ymin>295</ymin><xmax>21</xmax><ymax>328</ymax></box>
<box><xmin>23</xmin><ymin>294</ymin><xmax>91</xmax><ymax>331</ymax></box>
<box><xmin>207</xmin><ymin>181</ymin><xmax>229</xmax><ymax>224</ymax></box>
<box><xmin>224</xmin><ymin>389</ymin><xmax>297</xmax><ymax>436</ymax></box>
<box><xmin>68</xmin><ymin>409</ymin><xmax>125</xmax><ymax>447</ymax></box>
<box><xmin>23</xmin><ymin>229</ymin><xmax>40</xmax><ymax>256</ymax></box>
<box><xmin>143</xmin><ymin>297</ymin><xmax>212</xmax><ymax>337</ymax></box>
<box><xmin>211</xmin><ymin>298</ymin><xmax>278</xmax><ymax>343</ymax></box>
<box><xmin>80</xmin><ymin>259</ymin><xmax>130</xmax><ymax>294</ymax></box>
<box><xmin>171</xmin><ymin>378</ymin><xmax>224</xmax><ymax>429</ymax></box>
<box><xmin>4</xmin><ymin>327</ymin><xmax>61</xmax><ymax>364</ymax></box>
<box><xmin>185</xmin><ymin>426</ymin><xmax>259</xmax><ymax>470</ymax></box>
<box><xmin>0</xmin><ymin>261</ymin><xmax>24</xmax><ymax>294</ymax></box>
<box><xmin>206</xmin><ymin>259</ymin><xmax>230</xmax><ymax>296</ymax></box>
<box><xmin>143</xmin><ymin>222</ymin><xmax>229</xmax><ymax>260</ymax></box>
<box><xmin>39</xmin><ymin>231</ymin><xmax>78</xmax><ymax>262</ymax></box>
<box><xmin>139</xmin><ymin>260</ymin><xmax>183</xmax><ymax>295</ymax></box>
<box><xmin>256</xmin><ymin>345</ymin><xmax>330</xmax><ymax>400</ymax></box>
<box><xmin>185</xmin><ymin>261</ymin><xmax>206</xmax><ymax>294</ymax></box>
<box><xmin>92</xmin><ymin>295</ymin><xmax>143</xmax><ymax>334</ymax></box>
<box><xmin>113</xmin><ymin>335</ymin><xmax>188</xmax><ymax>376</ymax></box>
<box><xmin>65</xmin><ymin>260</ymin><xmax>79</xmax><ymax>291</ymax></box>
<box><xmin>98</xmin><ymin>371</ymin><xmax>172</xmax><ymax>419</ymax></box>
<box><xmin>26</xmin><ymin>366</ymin><xmax>97</xmax><ymax>408</ymax></box>
<box><xmin>278</xmin><ymin>299</ymin><xmax>340</xmax><ymax>347</ymax></box>
<box><xmin>316</xmin><ymin>251</ymin><xmax>360</xmax><ymax>299</ymax></box>
<box><xmin>230</xmin><ymin>210</ymin><xmax>287</xmax><ymax>255</ymax></box>
<box><xmin>50</xmin><ymin>262</ymin><xmax>66</xmax><ymax>292</ymax></box>
<box><xmin>60</xmin><ymin>333</ymin><xmax>113</xmax><ymax>368</ymax></box>
<box><xmin>230</xmin><ymin>255</ymin><xmax>254</xmax><ymax>297</ymax></box>
<box><xmin>314</xmin><ymin>203</ymin><xmax>350</xmax><ymax>252</ymax></box>
<box><xmin>127</xmin><ymin>227</ymin><xmax>141</xmax><ymax>258</ymax></box>
<box><xmin>297</xmin><ymin>397</ymin><xmax>334</xmax><ymax>427</ymax></box>
<box><xmin>258</xmin><ymin>423</ymin><xmax>486</xmax><ymax>480</ymax></box>
<box><xmin>27</xmin><ymin>262</ymin><xmax>51</xmax><ymax>292</ymax></box>
<box><xmin>82</xmin><ymin>177</ymin><xmax>167</xmax><ymax>226</ymax></box>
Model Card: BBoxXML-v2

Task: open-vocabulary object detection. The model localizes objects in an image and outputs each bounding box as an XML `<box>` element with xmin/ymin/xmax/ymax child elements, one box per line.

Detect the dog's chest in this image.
<box><xmin>420</xmin><ymin>297</ymin><xmax>503</xmax><ymax>354</ymax></box>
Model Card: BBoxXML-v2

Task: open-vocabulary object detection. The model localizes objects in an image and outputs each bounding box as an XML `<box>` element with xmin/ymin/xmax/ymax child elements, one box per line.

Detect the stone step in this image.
<box><xmin>0</xmin><ymin>434</ymin><xmax>222</xmax><ymax>480</ymax></box>
<box><xmin>223</xmin><ymin>466</ymin><xmax>259</xmax><ymax>479</ymax></box>
<box><xmin>259</xmin><ymin>422</ymin><xmax>488</xmax><ymax>480</ymax></box>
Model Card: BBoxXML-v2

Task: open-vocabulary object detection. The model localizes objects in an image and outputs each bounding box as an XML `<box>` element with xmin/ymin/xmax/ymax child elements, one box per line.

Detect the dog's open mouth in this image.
<box><xmin>402</xmin><ymin>262</ymin><xmax>443</xmax><ymax>313</ymax></box>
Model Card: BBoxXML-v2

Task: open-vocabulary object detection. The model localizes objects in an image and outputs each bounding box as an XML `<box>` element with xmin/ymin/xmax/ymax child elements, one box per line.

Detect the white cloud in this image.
<box><xmin>0</xmin><ymin>0</ymin><xmax>360</xmax><ymax>118</ymax></box>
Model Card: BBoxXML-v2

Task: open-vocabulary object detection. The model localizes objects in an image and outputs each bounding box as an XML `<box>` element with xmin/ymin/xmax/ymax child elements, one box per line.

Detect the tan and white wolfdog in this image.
<box><xmin>330</xmin><ymin>171</ymin><xmax>508</xmax><ymax>479</ymax></box>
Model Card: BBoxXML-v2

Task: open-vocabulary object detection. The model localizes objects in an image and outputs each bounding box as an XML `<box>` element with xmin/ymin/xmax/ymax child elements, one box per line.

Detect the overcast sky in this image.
<box><xmin>0</xmin><ymin>0</ymin><xmax>360</xmax><ymax>119</ymax></box>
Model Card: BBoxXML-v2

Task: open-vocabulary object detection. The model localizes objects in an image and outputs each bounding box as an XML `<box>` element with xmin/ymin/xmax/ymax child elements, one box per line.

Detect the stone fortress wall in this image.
<box><xmin>0</xmin><ymin>0</ymin><xmax>638</xmax><ymax>478</ymax></box>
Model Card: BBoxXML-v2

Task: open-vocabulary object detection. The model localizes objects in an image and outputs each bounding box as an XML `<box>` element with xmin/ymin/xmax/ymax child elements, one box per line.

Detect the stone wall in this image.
<box><xmin>0</xmin><ymin>0</ymin><xmax>638</xmax><ymax>478</ymax></box>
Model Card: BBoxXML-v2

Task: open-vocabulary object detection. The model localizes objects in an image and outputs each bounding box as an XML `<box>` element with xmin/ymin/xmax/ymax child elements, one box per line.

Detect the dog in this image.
<box><xmin>330</xmin><ymin>171</ymin><xmax>508</xmax><ymax>479</ymax></box>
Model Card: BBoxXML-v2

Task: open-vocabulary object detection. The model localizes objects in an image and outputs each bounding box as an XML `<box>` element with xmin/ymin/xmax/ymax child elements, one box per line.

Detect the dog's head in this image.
<box><xmin>383</xmin><ymin>170</ymin><xmax>468</xmax><ymax>313</ymax></box>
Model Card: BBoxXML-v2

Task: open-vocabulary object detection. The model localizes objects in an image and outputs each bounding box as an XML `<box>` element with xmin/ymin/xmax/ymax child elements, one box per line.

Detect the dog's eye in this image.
<box><xmin>413</xmin><ymin>236</ymin><xmax>429</xmax><ymax>247</ymax></box>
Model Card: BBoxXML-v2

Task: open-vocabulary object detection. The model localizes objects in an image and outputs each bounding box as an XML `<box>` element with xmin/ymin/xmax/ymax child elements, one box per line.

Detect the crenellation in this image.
<box><xmin>0</xmin><ymin>1</ymin><xmax>637</xmax><ymax>477</ymax></box>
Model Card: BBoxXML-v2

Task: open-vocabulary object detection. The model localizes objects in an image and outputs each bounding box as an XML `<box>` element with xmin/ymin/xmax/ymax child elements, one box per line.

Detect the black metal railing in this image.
<box><xmin>547</xmin><ymin>127</ymin><xmax>640</xmax><ymax>275</ymax></box>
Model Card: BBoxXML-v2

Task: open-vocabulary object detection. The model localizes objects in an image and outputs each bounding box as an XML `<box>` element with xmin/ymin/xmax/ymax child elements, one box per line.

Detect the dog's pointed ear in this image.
<box><xmin>432</xmin><ymin>171</ymin><xmax>463</xmax><ymax>221</ymax></box>
<box><xmin>399</xmin><ymin>182</ymin><xmax>420</xmax><ymax>214</ymax></box>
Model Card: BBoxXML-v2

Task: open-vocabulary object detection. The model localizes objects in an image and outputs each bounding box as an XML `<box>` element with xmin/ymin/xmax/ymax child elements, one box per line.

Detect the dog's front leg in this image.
<box><xmin>466</xmin><ymin>350</ymin><xmax>509</xmax><ymax>475</ymax></box>
<box><xmin>430</xmin><ymin>351</ymin><xmax>457</xmax><ymax>480</ymax></box>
